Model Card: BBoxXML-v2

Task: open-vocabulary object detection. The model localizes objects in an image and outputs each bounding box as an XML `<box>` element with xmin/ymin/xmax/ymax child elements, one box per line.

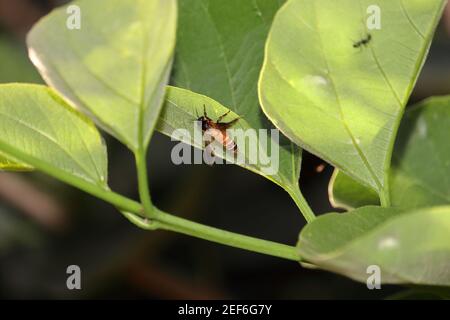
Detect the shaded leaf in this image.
<box><xmin>298</xmin><ymin>205</ymin><xmax>450</xmax><ymax>285</ymax></box>
<box><xmin>329</xmin><ymin>169</ymin><xmax>379</xmax><ymax>210</ymax></box>
<box><xmin>330</xmin><ymin>96</ymin><xmax>450</xmax><ymax>210</ymax></box>
<box><xmin>0</xmin><ymin>36</ymin><xmax>42</xmax><ymax>84</ymax></box>
<box><xmin>175</xmin><ymin>0</ymin><xmax>284</xmax><ymax>126</ymax></box>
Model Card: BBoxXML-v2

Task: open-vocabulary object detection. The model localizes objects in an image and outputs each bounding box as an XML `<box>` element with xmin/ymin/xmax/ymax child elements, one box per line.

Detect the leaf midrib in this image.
<box><xmin>199</xmin><ymin>0</ymin><xmax>238</xmax><ymax>110</ymax></box>
<box><xmin>311</xmin><ymin>1</ymin><xmax>383</xmax><ymax>191</ymax></box>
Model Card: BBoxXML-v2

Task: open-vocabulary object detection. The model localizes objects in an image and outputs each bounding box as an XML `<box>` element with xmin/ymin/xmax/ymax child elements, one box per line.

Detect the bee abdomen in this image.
<box><xmin>223</xmin><ymin>135</ymin><xmax>236</xmax><ymax>151</ymax></box>
<box><xmin>204</xmin><ymin>128</ymin><xmax>237</xmax><ymax>153</ymax></box>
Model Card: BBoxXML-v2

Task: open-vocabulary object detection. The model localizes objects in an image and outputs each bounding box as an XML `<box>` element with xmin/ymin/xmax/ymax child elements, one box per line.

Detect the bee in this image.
<box><xmin>353</xmin><ymin>33</ymin><xmax>372</xmax><ymax>49</ymax></box>
<box><xmin>197</xmin><ymin>105</ymin><xmax>240</xmax><ymax>155</ymax></box>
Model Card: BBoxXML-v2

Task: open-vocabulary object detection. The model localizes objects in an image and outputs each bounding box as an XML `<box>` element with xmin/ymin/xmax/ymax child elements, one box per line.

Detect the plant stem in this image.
<box><xmin>120</xmin><ymin>204</ymin><xmax>300</xmax><ymax>261</ymax></box>
<box><xmin>135</xmin><ymin>147</ymin><xmax>154</xmax><ymax>218</ymax></box>
<box><xmin>67</xmin><ymin>180</ymin><xmax>300</xmax><ymax>261</ymax></box>
<box><xmin>287</xmin><ymin>187</ymin><xmax>315</xmax><ymax>223</ymax></box>
<box><xmin>0</xmin><ymin>139</ymin><xmax>301</xmax><ymax>261</ymax></box>
<box><xmin>88</xmin><ymin>188</ymin><xmax>300</xmax><ymax>261</ymax></box>
<box><xmin>0</xmin><ymin>139</ymin><xmax>143</xmax><ymax>213</ymax></box>
<box><xmin>155</xmin><ymin>209</ymin><xmax>301</xmax><ymax>261</ymax></box>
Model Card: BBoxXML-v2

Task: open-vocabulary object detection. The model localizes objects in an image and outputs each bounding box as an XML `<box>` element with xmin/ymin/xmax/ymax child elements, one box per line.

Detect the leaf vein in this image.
<box><xmin>199</xmin><ymin>0</ymin><xmax>238</xmax><ymax>109</ymax></box>
<box><xmin>0</xmin><ymin>110</ymin><xmax>96</xmax><ymax>182</ymax></box>
<box><xmin>311</xmin><ymin>1</ymin><xmax>382</xmax><ymax>191</ymax></box>
<box><xmin>399</xmin><ymin>0</ymin><xmax>426</xmax><ymax>39</ymax></box>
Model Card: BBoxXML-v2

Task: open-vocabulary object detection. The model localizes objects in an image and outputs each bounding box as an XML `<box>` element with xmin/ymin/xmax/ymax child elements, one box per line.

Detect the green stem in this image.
<box><xmin>135</xmin><ymin>148</ymin><xmax>154</xmax><ymax>218</ymax></box>
<box><xmin>93</xmin><ymin>189</ymin><xmax>300</xmax><ymax>260</ymax></box>
<box><xmin>69</xmin><ymin>183</ymin><xmax>300</xmax><ymax>260</ymax></box>
<box><xmin>287</xmin><ymin>187</ymin><xmax>315</xmax><ymax>223</ymax></box>
<box><xmin>155</xmin><ymin>209</ymin><xmax>300</xmax><ymax>261</ymax></box>
<box><xmin>0</xmin><ymin>139</ymin><xmax>143</xmax><ymax>213</ymax></box>
<box><xmin>51</xmin><ymin>168</ymin><xmax>300</xmax><ymax>260</ymax></box>
<box><xmin>122</xmin><ymin>206</ymin><xmax>299</xmax><ymax>261</ymax></box>
<box><xmin>0</xmin><ymin>139</ymin><xmax>301</xmax><ymax>261</ymax></box>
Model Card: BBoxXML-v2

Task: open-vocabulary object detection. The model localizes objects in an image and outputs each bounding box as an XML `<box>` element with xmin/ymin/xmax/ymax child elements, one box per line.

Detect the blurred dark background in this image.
<box><xmin>0</xmin><ymin>0</ymin><xmax>449</xmax><ymax>299</ymax></box>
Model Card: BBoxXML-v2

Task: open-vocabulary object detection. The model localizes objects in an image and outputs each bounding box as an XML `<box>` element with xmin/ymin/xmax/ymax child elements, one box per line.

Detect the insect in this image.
<box><xmin>353</xmin><ymin>33</ymin><xmax>372</xmax><ymax>48</ymax></box>
<box><xmin>197</xmin><ymin>105</ymin><xmax>240</xmax><ymax>155</ymax></box>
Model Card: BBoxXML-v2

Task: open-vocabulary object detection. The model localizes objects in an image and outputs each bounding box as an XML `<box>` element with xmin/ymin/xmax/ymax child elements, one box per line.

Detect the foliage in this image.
<box><xmin>0</xmin><ymin>0</ymin><xmax>448</xmax><ymax>289</ymax></box>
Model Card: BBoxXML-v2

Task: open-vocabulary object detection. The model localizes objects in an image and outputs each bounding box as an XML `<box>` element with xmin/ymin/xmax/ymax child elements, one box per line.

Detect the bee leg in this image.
<box><xmin>222</xmin><ymin>117</ymin><xmax>240</xmax><ymax>128</ymax></box>
<box><xmin>216</xmin><ymin>110</ymin><xmax>231</xmax><ymax>122</ymax></box>
<box><xmin>229</xmin><ymin>143</ymin><xmax>238</xmax><ymax>161</ymax></box>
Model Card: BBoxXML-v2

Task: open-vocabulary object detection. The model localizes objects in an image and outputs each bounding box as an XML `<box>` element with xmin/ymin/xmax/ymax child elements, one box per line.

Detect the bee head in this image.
<box><xmin>195</xmin><ymin>105</ymin><xmax>211</xmax><ymax>131</ymax></box>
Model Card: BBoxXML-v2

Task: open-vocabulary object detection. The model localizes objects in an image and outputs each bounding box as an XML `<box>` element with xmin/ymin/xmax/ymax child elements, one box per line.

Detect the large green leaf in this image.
<box><xmin>259</xmin><ymin>0</ymin><xmax>446</xmax><ymax>203</ymax></box>
<box><xmin>163</xmin><ymin>0</ymin><xmax>306</xmax><ymax>206</ymax></box>
<box><xmin>0</xmin><ymin>36</ymin><xmax>42</xmax><ymax>84</ymax></box>
<box><xmin>174</xmin><ymin>0</ymin><xmax>284</xmax><ymax>125</ymax></box>
<box><xmin>0</xmin><ymin>36</ymin><xmax>43</xmax><ymax>170</ymax></box>
<box><xmin>27</xmin><ymin>0</ymin><xmax>177</xmax><ymax>151</ymax></box>
<box><xmin>0</xmin><ymin>84</ymin><xmax>107</xmax><ymax>187</ymax></box>
<box><xmin>298</xmin><ymin>206</ymin><xmax>450</xmax><ymax>285</ymax></box>
<box><xmin>330</xmin><ymin>96</ymin><xmax>450</xmax><ymax>210</ymax></box>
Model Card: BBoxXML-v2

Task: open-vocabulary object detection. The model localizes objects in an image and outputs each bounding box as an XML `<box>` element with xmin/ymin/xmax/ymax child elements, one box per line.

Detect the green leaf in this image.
<box><xmin>298</xmin><ymin>205</ymin><xmax>450</xmax><ymax>285</ymax></box>
<box><xmin>165</xmin><ymin>0</ymin><xmax>310</xmax><ymax>214</ymax></box>
<box><xmin>27</xmin><ymin>0</ymin><xmax>177</xmax><ymax>151</ymax></box>
<box><xmin>328</xmin><ymin>169</ymin><xmax>379</xmax><ymax>210</ymax></box>
<box><xmin>259</xmin><ymin>0</ymin><xmax>446</xmax><ymax>203</ymax></box>
<box><xmin>159</xmin><ymin>86</ymin><xmax>301</xmax><ymax>189</ymax></box>
<box><xmin>174</xmin><ymin>0</ymin><xmax>284</xmax><ymax>126</ymax></box>
<box><xmin>0</xmin><ymin>152</ymin><xmax>32</xmax><ymax>172</ymax></box>
<box><xmin>0</xmin><ymin>37</ymin><xmax>43</xmax><ymax>170</ymax></box>
<box><xmin>0</xmin><ymin>84</ymin><xmax>107</xmax><ymax>187</ymax></box>
<box><xmin>330</xmin><ymin>96</ymin><xmax>450</xmax><ymax>210</ymax></box>
<box><xmin>158</xmin><ymin>86</ymin><xmax>316</xmax><ymax>221</ymax></box>
<box><xmin>0</xmin><ymin>36</ymin><xmax>42</xmax><ymax>84</ymax></box>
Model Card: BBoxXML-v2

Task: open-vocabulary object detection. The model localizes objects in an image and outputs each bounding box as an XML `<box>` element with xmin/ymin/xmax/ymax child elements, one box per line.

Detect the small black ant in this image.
<box><xmin>353</xmin><ymin>33</ymin><xmax>372</xmax><ymax>49</ymax></box>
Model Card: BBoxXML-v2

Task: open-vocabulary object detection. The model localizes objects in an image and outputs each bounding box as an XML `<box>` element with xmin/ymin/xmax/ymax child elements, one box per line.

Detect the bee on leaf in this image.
<box><xmin>197</xmin><ymin>105</ymin><xmax>240</xmax><ymax>162</ymax></box>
